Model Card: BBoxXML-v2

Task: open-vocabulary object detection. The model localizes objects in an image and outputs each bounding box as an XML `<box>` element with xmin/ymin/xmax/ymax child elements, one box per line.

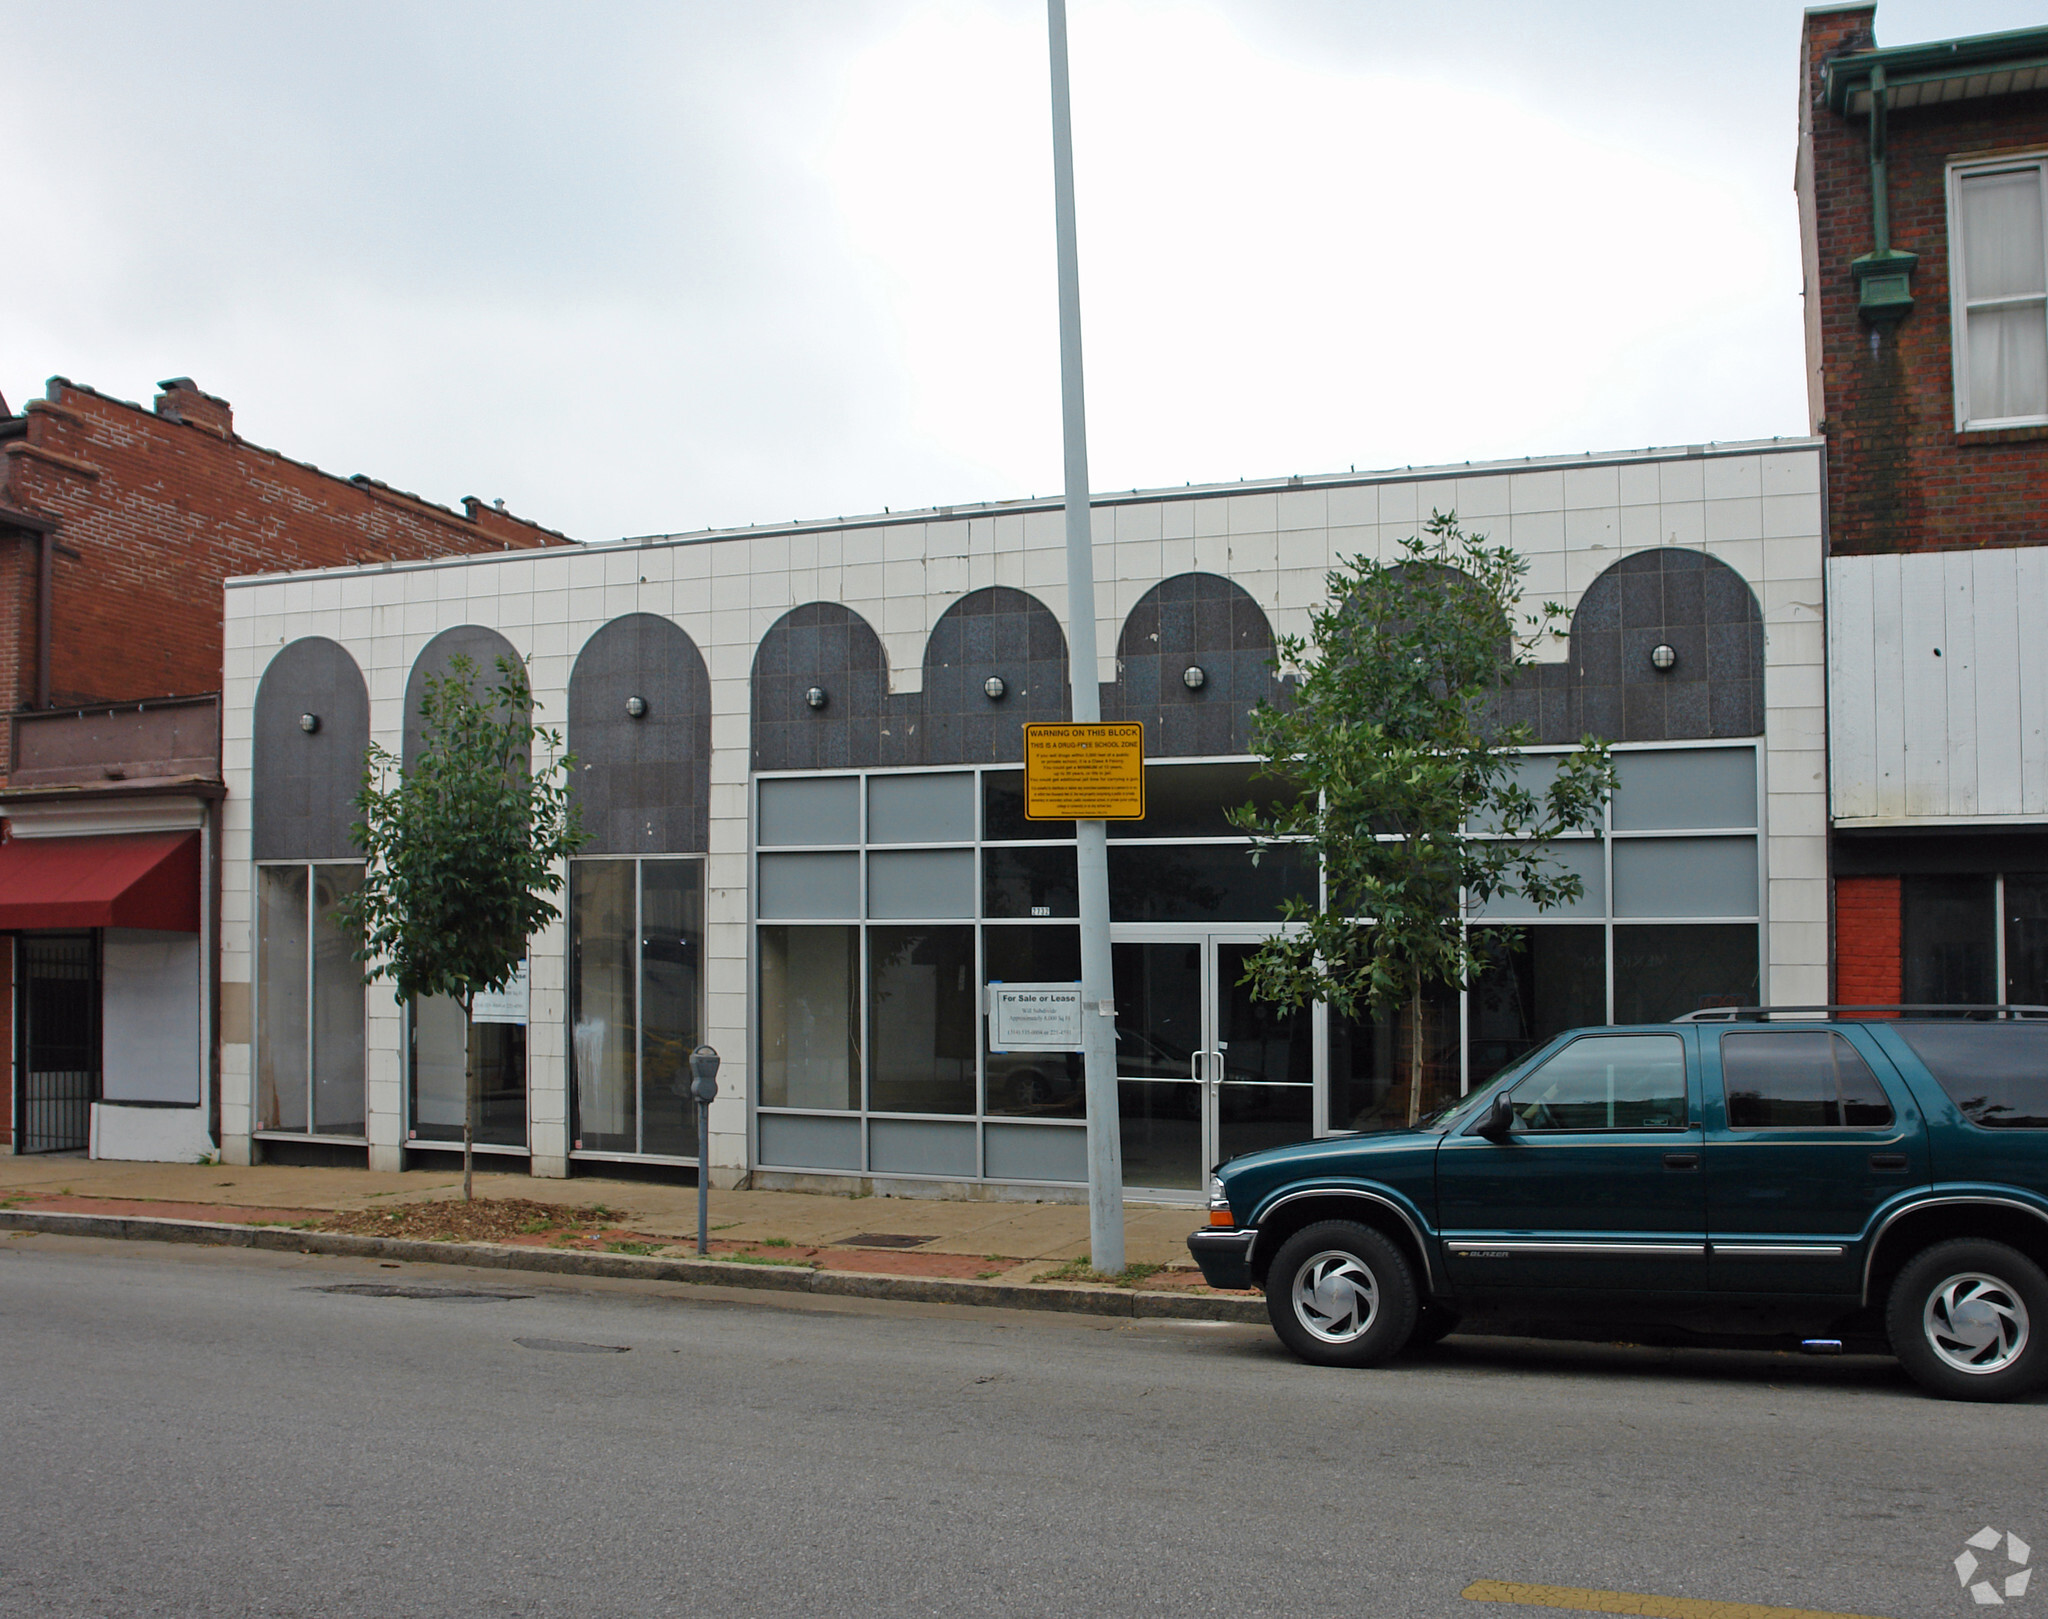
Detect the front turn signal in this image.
<box><xmin>1207</xmin><ymin>1208</ymin><xmax>1236</xmax><ymax>1227</ymax></box>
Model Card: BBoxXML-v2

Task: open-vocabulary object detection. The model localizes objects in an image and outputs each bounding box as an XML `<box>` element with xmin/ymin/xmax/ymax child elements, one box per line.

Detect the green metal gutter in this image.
<box><xmin>1825</xmin><ymin>24</ymin><xmax>2048</xmax><ymax>115</ymax></box>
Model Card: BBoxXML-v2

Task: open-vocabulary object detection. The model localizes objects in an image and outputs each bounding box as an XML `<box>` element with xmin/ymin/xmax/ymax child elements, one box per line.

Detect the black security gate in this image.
<box><xmin>16</xmin><ymin>934</ymin><xmax>99</xmax><ymax>1154</ymax></box>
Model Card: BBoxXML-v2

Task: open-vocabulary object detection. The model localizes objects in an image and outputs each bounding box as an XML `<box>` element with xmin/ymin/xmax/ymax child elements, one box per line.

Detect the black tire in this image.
<box><xmin>1885</xmin><ymin>1238</ymin><xmax>2048</xmax><ymax>1403</ymax></box>
<box><xmin>1408</xmin><ymin>1302</ymin><xmax>1463</xmax><ymax>1350</ymax></box>
<box><xmin>1264</xmin><ymin>1220</ymin><xmax>1419</xmax><ymax>1369</ymax></box>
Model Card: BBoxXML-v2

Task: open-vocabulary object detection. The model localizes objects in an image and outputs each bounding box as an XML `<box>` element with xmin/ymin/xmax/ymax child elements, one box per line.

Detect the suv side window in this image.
<box><xmin>1894</xmin><ymin>1022</ymin><xmax>2048</xmax><ymax>1128</ymax></box>
<box><xmin>1719</xmin><ymin>1030</ymin><xmax>1893</xmax><ymax>1129</ymax></box>
<box><xmin>1508</xmin><ymin>1034</ymin><xmax>1688</xmax><ymax>1132</ymax></box>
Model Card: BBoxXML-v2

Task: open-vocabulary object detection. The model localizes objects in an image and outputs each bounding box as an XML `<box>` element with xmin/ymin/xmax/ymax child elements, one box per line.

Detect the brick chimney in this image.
<box><xmin>153</xmin><ymin>377</ymin><xmax>234</xmax><ymax>438</ymax></box>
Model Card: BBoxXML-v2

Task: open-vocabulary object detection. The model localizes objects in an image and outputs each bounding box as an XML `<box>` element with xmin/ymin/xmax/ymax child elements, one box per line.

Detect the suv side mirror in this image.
<box><xmin>1472</xmin><ymin>1091</ymin><xmax>1516</xmax><ymax>1141</ymax></box>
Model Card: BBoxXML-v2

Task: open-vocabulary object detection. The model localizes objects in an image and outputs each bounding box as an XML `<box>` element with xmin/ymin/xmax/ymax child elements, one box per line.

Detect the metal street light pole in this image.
<box><xmin>1046</xmin><ymin>0</ymin><xmax>1123</xmax><ymax>1274</ymax></box>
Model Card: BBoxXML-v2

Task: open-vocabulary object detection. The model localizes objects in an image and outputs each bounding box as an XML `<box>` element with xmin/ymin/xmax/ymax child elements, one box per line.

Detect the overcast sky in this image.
<box><xmin>5</xmin><ymin>1</ymin><xmax>2041</xmax><ymax>542</ymax></box>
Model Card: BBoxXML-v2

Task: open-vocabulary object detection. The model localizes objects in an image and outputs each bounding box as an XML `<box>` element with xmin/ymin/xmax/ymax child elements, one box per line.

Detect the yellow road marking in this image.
<box><xmin>1460</xmin><ymin>1580</ymin><xmax>1897</xmax><ymax>1619</ymax></box>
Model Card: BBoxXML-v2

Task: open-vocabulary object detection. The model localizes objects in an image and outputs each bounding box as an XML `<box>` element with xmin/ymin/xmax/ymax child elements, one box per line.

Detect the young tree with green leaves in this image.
<box><xmin>1232</xmin><ymin>513</ymin><xmax>1615</xmax><ymax>1126</ymax></box>
<box><xmin>336</xmin><ymin>654</ymin><xmax>586</xmax><ymax>1198</ymax></box>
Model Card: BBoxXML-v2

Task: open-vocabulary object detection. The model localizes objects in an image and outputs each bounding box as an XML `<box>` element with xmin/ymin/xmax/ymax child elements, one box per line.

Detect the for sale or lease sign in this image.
<box><xmin>988</xmin><ymin>983</ymin><xmax>1085</xmax><ymax>1052</ymax></box>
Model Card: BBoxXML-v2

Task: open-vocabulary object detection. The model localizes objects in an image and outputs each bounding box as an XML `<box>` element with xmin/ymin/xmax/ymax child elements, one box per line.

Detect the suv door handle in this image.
<box><xmin>1663</xmin><ymin>1152</ymin><xmax>1699</xmax><ymax>1170</ymax></box>
<box><xmin>1869</xmin><ymin>1152</ymin><xmax>1909</xmax><ymax>1171</ymax></box>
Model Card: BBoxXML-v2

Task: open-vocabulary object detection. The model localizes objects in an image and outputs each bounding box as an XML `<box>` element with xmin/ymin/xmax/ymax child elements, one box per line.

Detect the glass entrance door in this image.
<box><xmin>1111</xmin><ymin>936</ymin><xmax>1313</xmax><ymax>1192</ymax></box>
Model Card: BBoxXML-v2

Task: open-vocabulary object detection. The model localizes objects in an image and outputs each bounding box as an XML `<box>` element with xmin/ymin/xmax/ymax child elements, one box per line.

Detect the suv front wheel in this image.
<box><xmin>1265</xmin><ymin>1221</ymin><xmax>1419</xmax><ymax>1369</ymax></box>
<box><xmin>1886</xmin><ymin>1238</ymin><xmax>2048</xmax><ymax>1402</ymax></box>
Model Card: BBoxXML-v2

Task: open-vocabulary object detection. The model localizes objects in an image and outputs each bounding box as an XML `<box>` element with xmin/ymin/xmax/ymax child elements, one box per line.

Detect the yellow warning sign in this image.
<box><xmin>1023</xmin><ymin>723</ymin><xmax>1145</xmax><ymax>820</ymax></box>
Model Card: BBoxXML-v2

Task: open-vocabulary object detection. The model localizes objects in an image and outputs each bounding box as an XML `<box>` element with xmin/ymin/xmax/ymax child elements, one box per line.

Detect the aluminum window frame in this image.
<box><xmin>251</xmin><ymin>857</ymin><xmax>369</xmax><ymax>1145</ymax></box>
<box><xmin>1948</xmin><ymin>151</ymin><xmax>2048</xmax><ymax>432</ymax></box>
<box><xmin>566</xmin><ymin>853</ymin><xmax>708</xmax><ymax>1167</ymax></box>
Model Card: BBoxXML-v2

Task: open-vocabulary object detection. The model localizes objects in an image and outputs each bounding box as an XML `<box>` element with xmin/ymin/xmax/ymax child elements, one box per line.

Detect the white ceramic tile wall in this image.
<box><xmin>218</xmin><ymin>440</ymin><xmax>1829</xmax><ymax>1176</ymax></box>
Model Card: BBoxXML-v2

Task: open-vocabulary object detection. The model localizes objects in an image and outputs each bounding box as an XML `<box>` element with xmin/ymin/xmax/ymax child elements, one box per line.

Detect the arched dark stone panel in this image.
<box><xmin>1501</xmin><ymin>549</ymin><xmax>1764</xmax><ymax>743</ymax></box>
<box><xmin>569</xmin><ymin>614</ymin><xmax>711</xmax><ymax>854</ymax></box>
<box><xmin>1104</xmin><ymin>573</ymin><xmax>1281</xmax><ymax>758</ymax></box>
<box><xmin>751</xmin><ymin>602</ymin><xmax>891</xmax><ymax>771</ymax></box>
<box><xmin>403</xmin><ymin>625</ymin><xmax>528</xmax><ymax>767</ymax></box>
<box><xmin>922</xmin><ymin>586</ymin><xmax>1068</xmax><ymax>764</ymax></box>
<box><xmin>253</xmin><ymin>637</ymin><xmax>371</xmax><ymax>860</ymax></box>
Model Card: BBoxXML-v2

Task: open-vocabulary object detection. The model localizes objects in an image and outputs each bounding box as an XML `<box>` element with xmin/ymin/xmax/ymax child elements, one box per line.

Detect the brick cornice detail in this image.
<box><xmin>4</xmin><ymin>441</ymin><xmax>102</xmax><ymax>481</ymax></box>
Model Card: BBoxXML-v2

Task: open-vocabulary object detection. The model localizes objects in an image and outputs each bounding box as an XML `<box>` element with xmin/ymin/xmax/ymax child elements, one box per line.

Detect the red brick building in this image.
<box><xmin>0</xmin><ymin>375</ymin><xmax>573</xmax><ymax>1156</ymax></box>
<box><xmin>1798</xmin><ymin>9</ymin><xmax>2048</xmax><ymax>1009</ymax></box>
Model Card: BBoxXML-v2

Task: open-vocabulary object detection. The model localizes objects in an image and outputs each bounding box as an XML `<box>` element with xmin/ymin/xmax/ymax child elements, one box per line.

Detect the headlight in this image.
<box><xmin>1206</xmin><ymin>1173</ymin><xmax>1234</xmax><ymax>1226</ymax></box>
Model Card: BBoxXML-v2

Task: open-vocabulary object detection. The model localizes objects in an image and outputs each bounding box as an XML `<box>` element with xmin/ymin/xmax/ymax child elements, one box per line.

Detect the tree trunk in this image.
<box><xmin>1405</xmin><ymin>968</ymin><xmax>1425</xmax><ymax>1127</ymax></box>
<box><xmin>462</xmin><ymin>996</ymin><xmax>475</xmax><ymax>1202</ymax></box>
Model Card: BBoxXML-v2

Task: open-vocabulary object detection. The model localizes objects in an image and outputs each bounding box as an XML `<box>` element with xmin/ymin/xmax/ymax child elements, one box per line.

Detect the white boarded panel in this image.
<box><xmin>1827</xmin><ymin>556</ymin><xmax>1877</xmax><ymax>819</ymax></box>
<box><xmin>1831</xmin><ymin>551</ymin><xmax>2048</xmax><ymax>823</ymax></box>
<box><xmin>1942</xmin><ymin>550</ymin><xmax>1980</xmax><ymax>815</ymax></box>
<box><xmin>1898</xmin><ymin>553</ymin><xmax>1950</xmax><ymax>816</ymax></box>
<box><xmin>2020</xmin><ymin>551</ymin><xmax>2048</xmax><ymax>814</ymax></box>
<box><xmin>1870</xmin><ymin>556</ymin><xmax>1907</xmax><ymax>817</ymax></box>
<box><xmin>1973</xmin><ymin>548</ymin><xmax>2023</xmax><ymax>816</ymax></box>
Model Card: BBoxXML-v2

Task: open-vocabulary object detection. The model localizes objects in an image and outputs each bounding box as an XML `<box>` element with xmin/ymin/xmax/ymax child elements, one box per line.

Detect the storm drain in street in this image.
<box><xmin>834</xmin><ymin>1233</ymin><xmax>934</xmax><ymax>1248</ymax></box>
<box><xmin>515</xmin><ymin>1337</ymin><xmax>630</xmax><ymax>1354</ymax></box>
<box><xmin>305</xmin><ymin>1284</ymin><xmax>533</xmax><ymax>1301</ymax></box>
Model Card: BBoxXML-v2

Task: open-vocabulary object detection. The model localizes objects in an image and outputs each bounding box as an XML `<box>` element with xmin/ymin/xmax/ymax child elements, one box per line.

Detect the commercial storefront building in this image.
<box><xmin>1796</xmin><ymin>10</ymin><xmax>2048</xmax><ymax>1006</ymax></box>
<box><xmin>0</xmin><ymin>376</ymin><xmax>569</xmax><ymax>1159</ymax></box>
<box><xmin>219</xmin><ymin>440</ymin><xmax>1827</xmax><ymax>1195</ymax></box>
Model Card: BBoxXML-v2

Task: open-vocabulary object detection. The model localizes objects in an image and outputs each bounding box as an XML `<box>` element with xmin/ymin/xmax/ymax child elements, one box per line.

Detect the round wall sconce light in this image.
<box><xmin>299</xmin><ymin>713</ymin><xmax>320</xmax><ymax>734</ymax></box>
<box><xmin>1649</xmin><ymin>644</ymin><xmax>1677</xmax><ymax>672</ymax></box>
<box><xmin>1182</xmin><ymin>665</ymin><xmax>1206</xmax><ymax>690</ymax></box>
<box><xmin>805</xmin><ymin>686</ymin><xmax>828</xmax><ymax>710</ymax></box>
<box><xmin>983</xmin><ymin>676</ymin><xmax>1007</xmax><ymax>701</ymax></box>
<box><xmin>625</xmin><ymin>695</ymin><xmax>648</xmax><ymax>718</ymax></box>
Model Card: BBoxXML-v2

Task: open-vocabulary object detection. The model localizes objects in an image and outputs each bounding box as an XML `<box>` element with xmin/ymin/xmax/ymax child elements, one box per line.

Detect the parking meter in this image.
<box><xmin>689</xmin><ymin>1044</ymin><xmax>720</xmax><ymax>1104</ymax></box>
<box><xmin>689</xmin><ymin>1045</ymin><xmax>719</xmax><ymax>1253</ymax></box>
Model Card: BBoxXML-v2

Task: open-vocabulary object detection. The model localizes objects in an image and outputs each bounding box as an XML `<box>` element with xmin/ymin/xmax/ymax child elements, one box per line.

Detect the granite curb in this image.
<box><xmin>0</xmin><ymin>1208</ymin><xmax>1266</xmax><ymax>1325</ymax></box>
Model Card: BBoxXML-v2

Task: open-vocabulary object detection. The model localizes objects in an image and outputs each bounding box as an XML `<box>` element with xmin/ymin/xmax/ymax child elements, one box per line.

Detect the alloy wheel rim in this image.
<box><xmin>1291</xmin><ymin>1249</ymin><xmax>1380</xmax><ymax>1344</ymax></box>
<box><xmin>1923</xmin><ymin>1271</ymin><xmax>2031</xmax><ymax>1375</ymax></box>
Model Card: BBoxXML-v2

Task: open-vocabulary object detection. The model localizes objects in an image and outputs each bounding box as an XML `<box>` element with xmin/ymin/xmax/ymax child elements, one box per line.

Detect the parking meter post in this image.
<box><xmin>688</xmin><ymin>1045</ymin><xmax>721</xmax><ymax>1257</ymax></box>
<box><xmin>696</xmin><ymin>1094</ymin><xmax>709</xmax><ymax>1255</ymax></box>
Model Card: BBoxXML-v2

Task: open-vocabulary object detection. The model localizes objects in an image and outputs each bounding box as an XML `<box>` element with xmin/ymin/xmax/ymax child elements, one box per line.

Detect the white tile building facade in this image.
<box><xmin>218</xmin><ymin>439</ymin><xmax>1828</xmax><ymax>1194</ymax></box>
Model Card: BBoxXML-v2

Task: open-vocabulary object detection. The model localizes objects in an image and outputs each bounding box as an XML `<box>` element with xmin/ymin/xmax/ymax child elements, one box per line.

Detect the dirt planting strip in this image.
<box><xmin>0</xmin><ymin>1208</ymin><xmax>1264</xmax><ymax>1325</ymax></box>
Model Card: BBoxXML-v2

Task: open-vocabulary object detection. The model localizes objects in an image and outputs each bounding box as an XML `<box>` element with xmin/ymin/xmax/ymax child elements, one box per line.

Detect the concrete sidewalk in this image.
<box><xmin>0</xmin><ymin>1155</ymin><xmax>1208</xmax><ymax>1280</ymax></box>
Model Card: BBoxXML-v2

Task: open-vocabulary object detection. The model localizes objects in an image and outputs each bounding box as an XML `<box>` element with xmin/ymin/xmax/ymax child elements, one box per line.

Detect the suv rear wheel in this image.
<box><xmin>1886</xmin><ymin>1238</ymin><xmax>2048</xmax><ymax>1402</ymax></box>
<box><xmin>1265</xmin><ymin>1220</ymin><xmax>1418</xmax><ymax>1369</ymax></box>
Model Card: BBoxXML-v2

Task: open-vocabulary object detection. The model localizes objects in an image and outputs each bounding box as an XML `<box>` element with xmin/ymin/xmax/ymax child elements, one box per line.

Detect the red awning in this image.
<box><xmin>0</xmin><ymin>831</ymin><xmax>200</xmax><ymax>932</ymax></box>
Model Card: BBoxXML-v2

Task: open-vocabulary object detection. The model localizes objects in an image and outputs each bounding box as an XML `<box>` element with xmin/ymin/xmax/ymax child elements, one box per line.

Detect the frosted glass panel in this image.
<box><xmin>1611</xmin><ymin>749</ymin><xmax>1757</xmax><ymax>830</ymax></box>
<box><xmin>868</xmin><ymin>772</ymin><xmax>974</xmax><ymax>844</ymax></box>
<box><xmin>1470</xmin><ymin>840</ymin><xmax>1605</xmax><ymax>918</ymax></box>
<box><xmin>1612</xmin><ymin>836</ymin><xmax>1757</xmax><ymax>917</ymax></box>
<box><xmin>868</xmin><ymin>849</ymin><xmax>976</xmax><ymax>918</ymax></box>
<box><xmin>757</xmin><ymin>852</ymin><xmax>860</xmax><ymax>918</ymax></box>
<box><xmin>757</xmin><ymin>776</ymin><xmax>859</xmax><ymax>846</ymax></box>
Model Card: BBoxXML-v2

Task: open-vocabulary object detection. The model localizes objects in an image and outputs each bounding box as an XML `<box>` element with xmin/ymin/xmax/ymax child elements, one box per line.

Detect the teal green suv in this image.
<box><xmin>1186</xmin><ymin>1011</ymin><xmax>2048</xmax><ymax>1401</ymax></box>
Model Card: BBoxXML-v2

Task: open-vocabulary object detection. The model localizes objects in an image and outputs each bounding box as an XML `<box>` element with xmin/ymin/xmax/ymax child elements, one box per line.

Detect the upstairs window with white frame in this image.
<box><xmin>1952</xmin><ymin>157</ymin><xmax>2048</xmax><ymax>429</ymax></box>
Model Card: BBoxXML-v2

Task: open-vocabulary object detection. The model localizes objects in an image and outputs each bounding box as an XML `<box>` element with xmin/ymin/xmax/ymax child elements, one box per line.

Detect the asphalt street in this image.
<box><xmin>1</xmin><ymin>1233</ymin><xmax>2040</xmax><ymax>1619</ymax></box>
